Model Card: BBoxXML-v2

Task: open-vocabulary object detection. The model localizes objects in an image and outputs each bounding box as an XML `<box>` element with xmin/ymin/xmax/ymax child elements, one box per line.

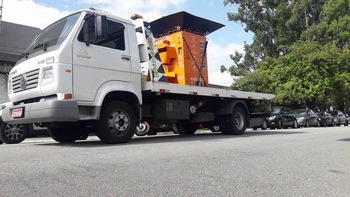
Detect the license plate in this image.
<box><xmin>12</xmin><ymin>107</ymin><xmax>24</xmax><ymax>118</ymax></box>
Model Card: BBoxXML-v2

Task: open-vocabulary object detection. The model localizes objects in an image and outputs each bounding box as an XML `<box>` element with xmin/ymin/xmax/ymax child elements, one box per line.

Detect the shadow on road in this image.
<box><xmin>337</xmin><ymin>138</ymin><xmax>350</xmax><ymax>142</ymax></box>
<box><xmin>35</xmin><ymin>129</ymin><xmax>306</xmax><ymax>148</ymax></box>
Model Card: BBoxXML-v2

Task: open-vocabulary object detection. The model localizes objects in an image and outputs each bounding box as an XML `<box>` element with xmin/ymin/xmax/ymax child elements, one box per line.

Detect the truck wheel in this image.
<box><xmin>172</xmin><ymin>123</ymin><xmax>197</xmax><ymax>134</ymax></box>
<box><xmin>48</xmin><ymin>127</ymin><xmax>79</xmax><ymax>143</ymax></box>
<box><xmin>96</xmin><ymin>101</ymin><xmax>136</xmax><ymax>144</ymax></box>
<box><xmin>222</xmin><ymin>106</ymin><xmax>247</xmax><ymax>135</ymax></box>
<box><xmin>0</xmin><ymin>123</ymin><xmax>29</xmax><ymax>144</ymax></box>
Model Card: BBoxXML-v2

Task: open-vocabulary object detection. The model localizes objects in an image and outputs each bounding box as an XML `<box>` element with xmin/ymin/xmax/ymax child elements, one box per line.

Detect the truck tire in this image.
<box><xmin>96</xmin><ymin>101</ymin><xmax>136</xmax><ymax>144</ymax></box>
<box><xmin>221</xmin><ymin>106</ymin><xmax>247</xmax><ymax>135</ymax></box>
<box><xmin>48</xmin><ymin>127</ymin><xmax>79</xmax><ymax>143</ymax></box>
<box><xmin>0</xmin><ymin>123</ymin><xmax>29</xmax><ymax>144</ymax></box>
<box><xmin>172</xmin><ymin>123</ymin><xmax>197</xmax><ymax>134</ymax></box>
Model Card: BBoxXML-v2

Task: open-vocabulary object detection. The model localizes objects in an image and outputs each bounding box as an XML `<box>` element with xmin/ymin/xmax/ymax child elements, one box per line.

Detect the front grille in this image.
<box><xmin>12</xmin><ymin>69</ymin><xmax>40</xmax><ymax>93</ymax></box>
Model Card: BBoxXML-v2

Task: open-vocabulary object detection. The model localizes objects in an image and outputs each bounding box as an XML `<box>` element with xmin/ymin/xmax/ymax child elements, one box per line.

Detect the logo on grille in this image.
<box><xmin>20</xmin><ymin>75</ymin><xmax>27</xmax><ymax>90</ymax></box>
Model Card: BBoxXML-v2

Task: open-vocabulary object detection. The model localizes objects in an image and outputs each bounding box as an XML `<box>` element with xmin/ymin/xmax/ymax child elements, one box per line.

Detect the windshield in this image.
<box><xmin>18</xmin><ymin>12</ymin><xmax>81</xmax><ymax>61</ymax></box>
<box><xmin>271</xmin><ymin>107</ymin><xmax>281</xmax><ymax>115</ymax></box>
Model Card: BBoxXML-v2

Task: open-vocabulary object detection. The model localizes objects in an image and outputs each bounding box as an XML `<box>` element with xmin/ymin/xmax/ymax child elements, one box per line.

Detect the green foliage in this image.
<box><xmin>223</xmin><ymin>0</ymin><xmax>350</xmax><ymax>110</ymax></box>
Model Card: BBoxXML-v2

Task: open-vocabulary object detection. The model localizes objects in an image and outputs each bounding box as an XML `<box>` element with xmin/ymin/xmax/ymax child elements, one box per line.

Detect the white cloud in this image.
<box><xmin>206</xmin><ymin>40</ymin><xmax>244</xmax><ymax>86</ymax></box>
<box><xmin>2</xmin><ymin>0</ymin><xmax>70</xmax><ymax>29</ymax></box>
<box><xmin>2</xmin><ymin>0</ymin><xmax>187</xmax><ymax>29</ymax></box>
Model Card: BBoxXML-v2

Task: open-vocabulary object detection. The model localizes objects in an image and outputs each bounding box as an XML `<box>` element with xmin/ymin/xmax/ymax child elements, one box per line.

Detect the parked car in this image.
<box><xmin>327</xmin><ymin>110</ymin><xmax>348</xmax><ymax>126</ymax></box>
<box><xmin>268</xmin><ymin>106</ymin><xmax>298</xmax><ymax>129</ymax></box>
<box><xmin>0</xmin><ymin>103</ymin><xmax>29</xmax><ymax>144</ymax></box>
<box><xmin>250</xmin><ymin>112</ymin><xmax>269</xmax><ymax>130</ymax></box>
<box><xmin>316</xmin><ymin>111</ymin><xmax>335</xmax><ymax>127</ymax></box>
<box><xmin>294</xmin><ymin>109</ymin><xmax>320</xmax><ymax>127</ymax></box>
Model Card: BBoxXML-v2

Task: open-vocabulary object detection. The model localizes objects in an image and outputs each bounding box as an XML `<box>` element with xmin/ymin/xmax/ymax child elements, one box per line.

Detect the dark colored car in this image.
<box><xmin>294</xmin><ymin>109</ymin><xmax>320</xmax><ymax>127</ymax></box>
<box><xmin>316</xmin><ymin>111</ymin><xmax>334</xmax><ymax>127</ymax></box>
<box><xmin>250</xmin><ymin>112</ymin><xmax>269</xmax><ymax>130</ymax></box>
<box><xmin>327</xmin><ymin>110</ymin><xmax>348</xmax><ymax>126</ymax></box>
<box><xmin>268</xmin><ymin>106</ymin><xmax>298</xmax><ymax>129</ymax></box>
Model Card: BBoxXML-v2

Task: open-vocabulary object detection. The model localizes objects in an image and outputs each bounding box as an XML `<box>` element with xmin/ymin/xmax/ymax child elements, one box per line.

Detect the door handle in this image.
<box><xmin>121</xmin><ymin>56</ymin><xmax>130</xmax><ymax>61</ymax></box>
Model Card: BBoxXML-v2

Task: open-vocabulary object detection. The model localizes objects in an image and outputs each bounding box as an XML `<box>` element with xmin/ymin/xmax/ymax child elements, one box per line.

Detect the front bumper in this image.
<box><xmin>268</xmin><ymin>119</ymin><xmax>277</xmax><ymax>127</ymax></box>
<box><xmin>2</xmin><ymin>100</ymin><xmax>79</xmax><ymax>124</ymax></box>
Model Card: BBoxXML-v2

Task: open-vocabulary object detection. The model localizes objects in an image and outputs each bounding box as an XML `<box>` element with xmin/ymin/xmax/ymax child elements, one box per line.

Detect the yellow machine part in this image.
<box><xmin>155</xmin><ymin>30</ymin><xmax>209</xmax><ymax>86</ymax></box>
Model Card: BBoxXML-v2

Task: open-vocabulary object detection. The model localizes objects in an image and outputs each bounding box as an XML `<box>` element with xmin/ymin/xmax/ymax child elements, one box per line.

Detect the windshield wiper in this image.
<box><xmin>18</xmin><ymin>52</ymin><xmax>30</xmax><ymax>60</ymax></box>
<box><xmin>33</xmin><ymin>41</ymin><xmax>48</xmax><ymax>51</ymax></box>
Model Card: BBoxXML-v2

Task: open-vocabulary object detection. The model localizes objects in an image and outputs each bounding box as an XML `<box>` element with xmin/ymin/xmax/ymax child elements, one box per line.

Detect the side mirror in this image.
<box><xmin>96</xmin><ymin>15</ymin><xmax>108</xmax><ymax>39</ymax></box>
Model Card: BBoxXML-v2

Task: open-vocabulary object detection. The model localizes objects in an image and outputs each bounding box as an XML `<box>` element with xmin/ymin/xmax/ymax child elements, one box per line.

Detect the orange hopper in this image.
<box><xmin>150</xmin><ymin>11</ymin><xmax>224</xmax><ymax>86</ymax></box>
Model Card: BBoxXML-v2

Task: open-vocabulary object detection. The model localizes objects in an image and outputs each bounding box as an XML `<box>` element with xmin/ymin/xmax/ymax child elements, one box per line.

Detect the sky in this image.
<box><xmin>1</xmin><ymin>0</ymin><xmax>253</xmax><ymax>86</ymax></box>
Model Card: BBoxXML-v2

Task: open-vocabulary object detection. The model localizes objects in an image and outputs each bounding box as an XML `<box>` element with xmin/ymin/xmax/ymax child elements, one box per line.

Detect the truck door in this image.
<box><xmin>72</xmin><ymin>15</ymin><xmax>131</xmax><ymax>102</ymax></box>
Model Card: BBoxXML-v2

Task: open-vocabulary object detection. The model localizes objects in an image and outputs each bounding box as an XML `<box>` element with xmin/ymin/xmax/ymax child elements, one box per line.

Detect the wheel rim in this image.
<box><xmin>108</xmin><ymin>110</ymin><xmax>129</xmax><ymax>136</ymax></box>
<box><xmin>4</xmin><ymin>124</ymin><xmax>25</xmax><ymax>141</ymax></box>
<box><xmin>234</xmin><ymin>112</ymin><xmax>244</xmax><ymax>130</ymax></box>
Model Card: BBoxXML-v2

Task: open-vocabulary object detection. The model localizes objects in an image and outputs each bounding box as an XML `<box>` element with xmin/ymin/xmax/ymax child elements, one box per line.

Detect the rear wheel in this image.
<box><xmin>172</xmin><ymin>123</ymin><xmax>198</xmax><ymax>135</ymax></box>
<box><xmin>96</xmin><ymin>101</ymin><xmax>136</xmax><ymax>144</ymax></box>
<box><xmin>0</xmin><ymin>123</ymin><xmax>29</xmax><ymax>144</ymax></box>
<box><xmin>221</xmin><ymin>106</ymin><xmax>247</xmax><ymax>135</ymax></box>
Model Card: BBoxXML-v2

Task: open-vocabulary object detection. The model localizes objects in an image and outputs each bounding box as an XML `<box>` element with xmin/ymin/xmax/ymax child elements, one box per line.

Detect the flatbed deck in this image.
<box><xmin>142</xmin><ymin>81</ymin><xmax>275</xmax><ymax>100</ymax></box>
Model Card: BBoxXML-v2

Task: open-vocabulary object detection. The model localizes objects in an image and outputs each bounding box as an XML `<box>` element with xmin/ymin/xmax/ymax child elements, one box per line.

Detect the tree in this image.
<box><xmin>223</xmin><ymin>0</ymin><xmax>350</xmax><ymax>110</ymax></box>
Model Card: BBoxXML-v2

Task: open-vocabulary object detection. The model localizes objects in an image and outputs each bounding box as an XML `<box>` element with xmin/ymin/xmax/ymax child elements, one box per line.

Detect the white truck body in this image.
<box><xmin>2</xmin><ymin>8</ymin><xmax>274</xmax><ymax>144</ymax></box>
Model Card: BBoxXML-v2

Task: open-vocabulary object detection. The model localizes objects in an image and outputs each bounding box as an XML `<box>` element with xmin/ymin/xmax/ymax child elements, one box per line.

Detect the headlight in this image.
<box><xmin>298</xmin><ymin>117</ymin><xmax>305</xmax><ymax>120</ymax></box>
<box><xmin>269</xmin><ymin>116</ymin><xmax>276</xmax><ymax>120</ymax></box>
<box><xmin>42</xmin><ymin>66</ymin><xmax>54</xmax><ymax>85</ymax></box>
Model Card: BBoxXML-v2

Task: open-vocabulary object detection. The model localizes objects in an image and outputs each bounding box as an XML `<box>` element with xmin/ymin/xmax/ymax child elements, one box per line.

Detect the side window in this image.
<box><xmin>78</xmin><ymin>17</ymin><xmax>126</xmax><ymax>51</ymax></box>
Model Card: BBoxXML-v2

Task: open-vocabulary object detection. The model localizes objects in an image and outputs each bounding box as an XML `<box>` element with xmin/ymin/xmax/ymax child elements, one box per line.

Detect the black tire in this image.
<box><xmin>261</xmin><ymin>119</ymin><xmax>268</xmax><ymax>130</ymax></box>
<box><xmin>344</xmin><ymin>120</ymin><xmax>348</xmax><ymax>126</ymax></box>
<box><xmin>172</xmin><ymin>123</ymin><xmax>197</xmax><ymax>134</ymax></box>
<box><xmin>96</xmin><ymin>101</ymin><xmax>136</xmax><ymax>144</ymax></box>
<box><xmin>277</xmin><ymin>119</ymin><xmax>282</xmax><ymax>129</ymax></box>
<box><xmin>221</xmin><ymin>106</ymin><xmax>247</xmax><ymax>135</ymax></box>
<box><xmin>0</xmin><ymin>123</ymin><xmax>29</xmax><ymax>144</ymax></box>
<box><xmin>292</xmin><ymin>120</ymin><xmax>298</xmax><ymax>129</ymax></box>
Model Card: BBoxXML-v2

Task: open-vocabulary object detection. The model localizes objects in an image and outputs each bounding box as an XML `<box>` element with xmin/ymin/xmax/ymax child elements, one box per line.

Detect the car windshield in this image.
<box><xmin>17</xmin><ymin>12</ymin><xmax>81</xmax><ymax>63</ymax></box>
<box><xmin>271</xmin><ymin>108</ymin><xmax>281</xmax><ymax>115</ymax></box>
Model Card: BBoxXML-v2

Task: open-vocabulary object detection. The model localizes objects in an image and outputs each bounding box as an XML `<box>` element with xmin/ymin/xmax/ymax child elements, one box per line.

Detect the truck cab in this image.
<box><xmin>3</xmin><ymin>8</ymin><xmax>142</xmax><ymax>143</ymax></box>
